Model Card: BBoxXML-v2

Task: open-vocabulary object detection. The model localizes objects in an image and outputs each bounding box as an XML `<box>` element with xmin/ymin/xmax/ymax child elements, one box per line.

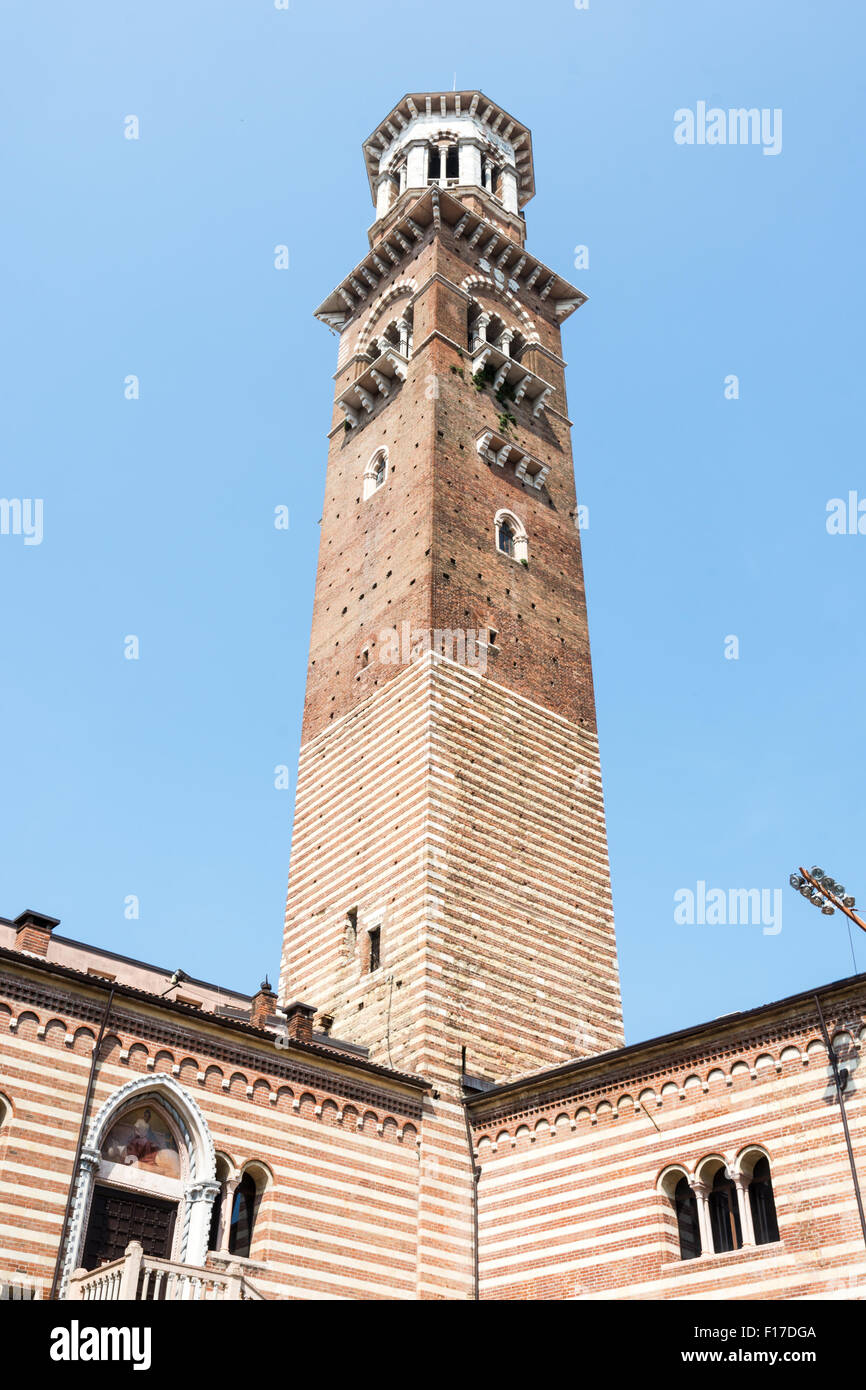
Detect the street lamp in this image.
<box><xmin>788</xmin><ymin>866</ymin><xmax>866</xmax><ymax>933</ymax></box>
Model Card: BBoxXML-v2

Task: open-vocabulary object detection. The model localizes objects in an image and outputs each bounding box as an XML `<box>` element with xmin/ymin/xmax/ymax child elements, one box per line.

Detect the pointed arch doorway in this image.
<box><xmin>61</xmin><ymin>1074</ymin><xmax>219</xmax><ymax>1296</ymax></box>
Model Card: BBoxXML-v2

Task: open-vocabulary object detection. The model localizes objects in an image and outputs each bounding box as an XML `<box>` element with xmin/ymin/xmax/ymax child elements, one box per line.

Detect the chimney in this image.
<box><xmin>13</xmin><ymin>909</ymin><xmax>60</xmax><ymax>958</ymax></box>
<box><xmin>250</xmin><ymin>977</ymin><xmax>277</xmax><ymax>1030</ymax></box>
<box><xmin>282</xmin><ymin>1001</ymin><xmax>316</xmax><ymax>1043</ymax></box>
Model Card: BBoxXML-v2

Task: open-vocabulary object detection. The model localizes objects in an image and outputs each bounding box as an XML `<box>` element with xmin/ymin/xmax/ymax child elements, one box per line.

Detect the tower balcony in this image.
<box><xmin>336</xmin><ymin>346</ymin><xmax>409</xmax><ymax>429</ymax></box>
<box><xmin>67</xmin><ymin>1241</ymin><xmax>267</xmax><ymax>1302</ymax></box>
<box><xmin>476</xmin><ymin>427</ymin><xmax>550</xmax><ymax>491</ymax></box>
<box><xmin>470</xmin><ymin>340</ymin><xmax>554</xmax><ymax>418</ymax></box>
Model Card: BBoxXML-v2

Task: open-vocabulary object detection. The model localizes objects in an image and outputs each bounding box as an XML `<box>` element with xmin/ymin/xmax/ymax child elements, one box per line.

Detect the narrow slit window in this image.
<box><xmin>368</xmin><ymin>926</ymin><xmax>381</xmax><ymax>973</ymax></box>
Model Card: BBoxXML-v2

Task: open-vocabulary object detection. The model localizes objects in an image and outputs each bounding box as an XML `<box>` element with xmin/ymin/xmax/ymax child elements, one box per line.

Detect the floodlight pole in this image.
<box><xmin>813</xmin><ymin>992</ymin><xmax>866</xmax><ymax>1251</ymax></box>
<box><xmin>789</xmin><ymin>865</ymin><xmax>866</xmax><ymax>1250</ymax></box>
<box><xmin>797</xmin><ymin>867</ymin><xmax>866</xmax><ymax>934</ymax></box>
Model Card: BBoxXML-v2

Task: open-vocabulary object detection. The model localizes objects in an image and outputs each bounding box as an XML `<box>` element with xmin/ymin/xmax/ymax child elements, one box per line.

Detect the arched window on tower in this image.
<box><xmin>467</xmin><ymin>308</ymin><xmax>527</xmax><ymax>363</ymax></box>
<box><xmin>482</xmin><ymin>156</ymin><xmax>502</xmax><ymax>199</ymax></box>
<box><xmin>427</xmin><ymin>141</ymin><xmax>459</xmax><ymax>186</ymax></box>
<box><xmin>363</xmin><ymin>447</ymin><xmax>388</xmax><ymax>500</ymax></box>
<box><xmin>374</xmin><ymin>306</ymin><xmax>413</xmax><ymax>362</ymax></box>
<box><xmin>494</xmin><ymin>510</ymin><xmax>528</xmax><ymax>564</ymax></box>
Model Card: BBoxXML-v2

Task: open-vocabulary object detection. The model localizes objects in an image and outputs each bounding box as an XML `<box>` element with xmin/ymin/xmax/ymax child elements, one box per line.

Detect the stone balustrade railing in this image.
<box><xmin>67</xmin><ymin>1242</ymin><xmax>266</xmax><ymax>1301</ymax></box>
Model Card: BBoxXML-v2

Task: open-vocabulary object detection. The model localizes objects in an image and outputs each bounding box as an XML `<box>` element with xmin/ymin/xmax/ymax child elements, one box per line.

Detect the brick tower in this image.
<box><xmin>280</xmin><ymin>93</ymin><xmax>623</xmax><ymax>1159</ymax></box>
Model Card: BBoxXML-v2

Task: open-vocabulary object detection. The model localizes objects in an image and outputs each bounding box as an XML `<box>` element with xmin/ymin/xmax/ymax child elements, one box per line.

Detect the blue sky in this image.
<box><xmin>2</xmin><ymin>0</ymin><xmax>864</xmax><ymax>1046</ymax></box>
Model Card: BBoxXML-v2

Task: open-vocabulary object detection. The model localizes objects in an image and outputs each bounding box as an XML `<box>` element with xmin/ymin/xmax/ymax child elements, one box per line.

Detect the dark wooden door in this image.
<box><xmin>82</xmin><ymin>1186</ymin><xmax>177</xmax><ymax>1269</ymax></box>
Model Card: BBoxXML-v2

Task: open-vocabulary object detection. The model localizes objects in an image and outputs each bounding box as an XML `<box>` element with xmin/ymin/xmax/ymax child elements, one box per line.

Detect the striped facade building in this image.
<box><xmin>1</xmin><ymin>91</ymin><xmax>864</xmax><ymax>1302</ymax></box>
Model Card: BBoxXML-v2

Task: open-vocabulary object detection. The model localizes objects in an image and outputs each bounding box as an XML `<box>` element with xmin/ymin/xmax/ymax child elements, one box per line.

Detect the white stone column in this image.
<box><xmin>186</xmin><ymin>1180</ymin><xmax>222</xmax><ymax>1265</ymax></box>
<box><xmin>60</xmin><ymin>1147</ymin><xmax>101</xmax><ymax>1297</ymax></box>
<box><xmin>459</xmin><ymin>140</ymin><xmax>482</xmax><ymax>188</ymax></box>
<box><xmin>438</xmin><ymin>144</ymin><xmax>447</xmax><ymax>185</ymax></box>
<box><xmin>472</xmin><ymin>312</ymin><xmax>491</xmax><ymax>351</ymax></box>
<box><xmin>500</xmin><ymin>166</ymin><xmax>519</xmax><ymax>213</ymax></box>
<box><xmin>690</xmin><ymin>1179</ymin><xmax>713</xmax><ymax>1256</ymax></box>
<box><xmin>375</xmin><ymin>175</ymin><xmax>393</xmax><ymax>219</ymax></box>
<box><xmin>219</xmin><ymin>1177</ymin><xmax>239</xmax><ymax>1252</ymax></box>
<box><xmin>734</xmin><ymin>1174</ymin><xmax>756</xmax><ymax>1246</ymax></box>
<box><xmin>396</xmin><ymin>317</ymin><xmax>410</xmax><ymax>357</ymax></box>
<box><xmin>406</xmin><ymin>140</ymin><xmax>427</xmax><ymax>190</ymax></box>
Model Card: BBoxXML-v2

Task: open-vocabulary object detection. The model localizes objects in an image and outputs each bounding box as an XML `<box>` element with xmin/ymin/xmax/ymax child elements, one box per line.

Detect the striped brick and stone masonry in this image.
<box><xmin>6</xmin><ymin>87</ymin><xmax>860</xmax><ymax>1305</ymax></box>
<box><xmin>279</xmin><ymin>92</ymin><xmax>623</xmax><ymax>1298</ymax></box>
<box><xmin>0</xmin><ymin>931</ymin><xmax>428</xmax><ymax>1301</ymax></box>
<box><xmin>280</xmin><ymin>89</ymin><xmax>622</xmax><ymax>1085</ymax></box>
<box><xmin>467</xmin><ymin>975</ymin><xmax>866</xmax><ymax>1300</ymax></box>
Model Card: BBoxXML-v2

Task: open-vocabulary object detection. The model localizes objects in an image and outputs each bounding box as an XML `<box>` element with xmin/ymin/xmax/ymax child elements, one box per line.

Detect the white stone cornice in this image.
<box><xmin>314</xmin><ymin>189</ymin><xmax>586</xmax><ymax>332</ymax></box>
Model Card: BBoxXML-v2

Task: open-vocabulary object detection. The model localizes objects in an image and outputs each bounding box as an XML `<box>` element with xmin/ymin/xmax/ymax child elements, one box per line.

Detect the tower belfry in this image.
<box><xmin>281</xmin><ymin>90</ymin><xmax>623</xmax><ymax>1097</ymax></box>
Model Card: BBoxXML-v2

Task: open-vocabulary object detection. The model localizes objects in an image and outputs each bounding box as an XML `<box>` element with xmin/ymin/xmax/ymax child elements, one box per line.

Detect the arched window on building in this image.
<box><xmin>228</xmin><ymin>1172</ymin><xmax>260</xmax><ymax>1258</ymax></box>
<box><xmin>748</xmin><ymin>1157</ymin><xmax>780</xmax><ymax>1245</ymax></box>
<box><xmin>735</xmin><ymin>1148</ymin><xmax>781</xmax><ymax>1247</ymax></box>
<box><xmin>708</xmin><ymin>1167</ymin><xmax>743</xmax><ymax>1253</ymax></box>
<box><xmin>494</xmin><ymin>510</ymin><xmax>528</xmax><ymax>564</ymax></box>
<box><xmin>363</xmin><ymin>447</ymin><xmax>388</xmax><ymax>500</ymax></box>
<box><xmin>673</xmin><ymin>1177</ymin><xmax>702</xmax><ymax>1261</ymax></box>
<box><xmin>659</xmin><ymin>1167</ymin><xmax>702</xmax><ymax>1262</ymax></box>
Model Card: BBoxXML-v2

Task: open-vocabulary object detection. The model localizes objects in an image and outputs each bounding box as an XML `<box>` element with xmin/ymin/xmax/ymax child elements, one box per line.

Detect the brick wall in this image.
<box><xmin>0</xmin><ymin>964</ymin><xmax>424</xmax><ymax>1300</ymax></box>
<box><xmin>469</xmin><ymin>986</ymin><xmax>866</xmax><ymax>1299</ymax></box>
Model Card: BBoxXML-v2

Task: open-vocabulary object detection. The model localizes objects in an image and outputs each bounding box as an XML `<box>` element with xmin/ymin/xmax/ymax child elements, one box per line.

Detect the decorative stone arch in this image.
<box><xmin>214</xmin><ymin>1149</ymin><xmax>239</xmax><ymax>1185</ymax></box>
<box><xmin>656</xmin><ymin>1162</ymin><xmax>692</xmax><ymax>1198</ymax></box>
<box><xmin>239</xmin><ymin>1156</ymin><xmax>273</xmax><ymax>1188</ymax></box>
<box><xmin>60</xmin><ymin>1073</ymin><xmax>219</xmax><ymax>1297</ymax></box>
<box><xmin>0</xmin><ymin>1090</ymin><xmax>12</xmax><ymax>1129</ymax></box>
<box><xmin>732</xmin><ymin>1142</ymin><xmax>772</xmax><ymax>1179</ymax></box>
<box><xmin>461</xmin><ymin>275</ymin><xmax>539</xmax><ymax>342</ymax></box>
<box><xmin>357</xmin><ymin>279</ymin><xmax>418</xmax><ymax>356</ymax></box>
<box><xmin>694</xmin><ymin>1152</ymin><xmax>730</xmax><ymax>1185</ymax></box>
<box><xmin>494</xmin><ymin>507</ymin><xmax>528</xmax><ymax>563</ymax></box>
